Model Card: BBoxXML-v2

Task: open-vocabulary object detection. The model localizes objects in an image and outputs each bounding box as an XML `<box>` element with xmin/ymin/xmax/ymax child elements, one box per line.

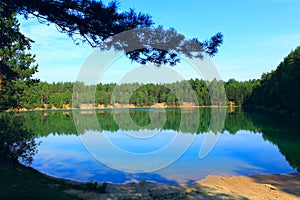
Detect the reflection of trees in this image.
<box><xmin>7</xmin><ymin>109</ymin><xmax>300</xmax><ymax>171</ymax></box>
<box><xmin>20</xmin><ymin>109</ymin><xmax>212</xmax><ymax>135</ymax></box>
<box><xmin>0</xmin><ymin>114</ymin><xmax>38</xmax><ymax>166</ymax></box>
<box><xmin>24</xmin><ymin>112</ymin><xmax>78</xmax><ymax>136</ymax></box>
<box><xmin>223</xmin><ymin>110</ymin><xmax>300</xmax><ymax>171</ymax></box>
<box><xmin>247</xmin><ymin>112</ymin><xmax>300</xmax><ymax>172</ymax></box>
<box><xmin>223</xmin><ymin>109</ymin><xmax>257</xmax><ymax>134</ymax></box>
<box><xmin>209</xmin><ymin>108</ymin><xmax>226</xmax><ymax>133</ymax></box>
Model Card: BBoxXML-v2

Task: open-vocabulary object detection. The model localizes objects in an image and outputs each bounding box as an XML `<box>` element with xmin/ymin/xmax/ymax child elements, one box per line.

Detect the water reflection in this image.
<box><xmin>0</xmin><ymin>113</ymin><xmax>38</xmax><ymax>166</ymax></box>
<box><xmin>1</xmin><ymin>108</ymin><xmax>299</xmax><ymax>184</ymax></box>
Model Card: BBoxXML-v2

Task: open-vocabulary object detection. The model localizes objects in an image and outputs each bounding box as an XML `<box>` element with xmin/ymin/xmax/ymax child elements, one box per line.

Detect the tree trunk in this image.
<box><xmin>0</xmin><ymin>73</ymin><xmax>2</xmax><ymax>90</ymax></box>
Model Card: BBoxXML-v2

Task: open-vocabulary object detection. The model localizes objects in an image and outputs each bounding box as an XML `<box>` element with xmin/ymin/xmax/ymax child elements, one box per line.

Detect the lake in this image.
<box><xmin>2</xmin><ymin>108</ymin><xmax>300</xmax><ymax>185</ymax></box>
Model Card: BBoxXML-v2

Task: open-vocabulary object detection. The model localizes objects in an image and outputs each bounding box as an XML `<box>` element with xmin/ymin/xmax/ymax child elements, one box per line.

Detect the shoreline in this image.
<box><xmin>53</xmin><ymin>172</ymin><xmax>300</xmax><ymax>200</ymax></box>
<box><xmin>1</xmin><ymin>165</ymin><xmax>299</xmax><ymax>199</ymax></box>
<box><xmin>63</xmin><ymin>172</ymin><xmax>300</xmax><ymax>200</ymax></box>
<box><xmin>197</xmin><ymin>173</ymin><xmax>300</xmax><ymax>200</ymax></box>
<box><xmin>6</xmin><ymin>104</ymin><xmax>239</xmax><ymax>113</ymax></box>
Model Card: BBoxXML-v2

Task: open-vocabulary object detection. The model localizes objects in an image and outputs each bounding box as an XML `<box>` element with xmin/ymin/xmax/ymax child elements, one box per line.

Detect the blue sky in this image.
<box><xmin>19</xmin><ymin>0</ymin><xmax>300</xmax><ymax>83</ymax></box>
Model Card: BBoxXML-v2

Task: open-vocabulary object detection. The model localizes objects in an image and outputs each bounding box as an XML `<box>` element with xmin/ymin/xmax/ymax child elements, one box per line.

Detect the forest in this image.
<box><xmin>245</xmin><ymin>46</ymin><xmax>300</xmax><ymax>114</ymax></box>
<box><xmin>4</xmin><ymin>46</ymin><xmax>300</xmax><ymax>113</ymax></box>
<box><xmin>1</xmin><ymin>2</ymin><xmax>299</xmax><ymax>113</ymax></box>
<box><xmin>11</xmin><ymin>42</ymin><xmax>300</xmax><ymax>111</ymax></box>
<box><xmin>15</xmin><ymin>78</ymin><xmax>260</xmax><ymax>109</ymax></box>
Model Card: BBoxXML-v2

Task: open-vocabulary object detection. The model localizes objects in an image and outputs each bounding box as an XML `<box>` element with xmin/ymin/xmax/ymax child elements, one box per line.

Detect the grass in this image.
<box><xmin>0</xmin><ymin>164</ymin><xmax>82</xmax><ymax>200</ymax></box>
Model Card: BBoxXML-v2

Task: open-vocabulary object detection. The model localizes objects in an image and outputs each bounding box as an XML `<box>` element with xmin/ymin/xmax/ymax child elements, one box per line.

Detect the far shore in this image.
<box><xmin>6</xmin><ymin>102</ymin><xmax>239</xmax><ymax>113</ymax></box>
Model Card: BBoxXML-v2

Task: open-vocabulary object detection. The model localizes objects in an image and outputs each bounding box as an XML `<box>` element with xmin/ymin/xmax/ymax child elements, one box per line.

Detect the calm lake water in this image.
<box><xmin>7</xmin><ymin>108</ymin><xmax>300</xmax><ymax>184</ymax></box>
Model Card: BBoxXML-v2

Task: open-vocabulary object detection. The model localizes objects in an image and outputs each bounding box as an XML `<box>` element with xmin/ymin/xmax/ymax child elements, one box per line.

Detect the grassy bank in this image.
<box><xmin>0</xmin><ymin>165</ymin><xmax>79</xmax><ymax>200</ymax></box>
<box><xmin>0</xmin><ymin>164</ymin><xmax>106</xmax><ymax>200</ymax></box>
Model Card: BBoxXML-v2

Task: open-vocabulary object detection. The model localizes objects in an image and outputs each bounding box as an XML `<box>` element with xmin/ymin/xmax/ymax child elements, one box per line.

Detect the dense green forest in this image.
<box><xmin>7</xmin><ymin>46</ymin><xmax>300</xmax><ymax>112</ymax></box>
<box><xmin>245</xmin><ymin>46</ymin><xmax>300</xmax><ymax>114</ymax></box>
<box><xmin>13</xmin><ymin>46</ymin><xmax>300</xmax><ymax>111</ymax></box>
<box><xmin>1</xmin><ymin>8</ymin><xmax>298</xmax><ymax>113</ymax></box>
<box><xmin>17</xmin><ymin>78</ymin><xmax>259</xmax><ymax>109</ymax></box>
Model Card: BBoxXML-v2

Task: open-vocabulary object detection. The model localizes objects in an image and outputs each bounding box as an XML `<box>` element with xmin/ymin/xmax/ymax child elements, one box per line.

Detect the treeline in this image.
<box><xmin>245</xmin><ymin>46</ymin><xmax>300</xmax><ymax>114</ymax></box>
<box><xmin>16</xmin><ymin>46</ymin><xmax>300</xmax><ymax>112</ymax></box>
<box><xmin>19</xmin><ymin>79</ymin><xmax>259</xmax><ymax>109</ymax></box>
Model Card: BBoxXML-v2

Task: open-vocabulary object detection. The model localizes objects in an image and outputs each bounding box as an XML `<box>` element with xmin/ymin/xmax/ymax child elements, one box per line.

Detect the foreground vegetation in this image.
<box><xmin>0</xmin><ymin>164</ymin><xmax>115</xmax><ymax>200</ymax></box>
<box><xmin>0</xmin><ymin>165</ymin><xmax>80</xmax><ymax>200</ymax></box>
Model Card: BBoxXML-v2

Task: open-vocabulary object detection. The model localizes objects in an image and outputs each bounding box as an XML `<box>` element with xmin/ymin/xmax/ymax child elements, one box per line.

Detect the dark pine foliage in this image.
<box><xmin>0</xmin><ymin>7</ymin><xmax>38</xmax><ymax>111</ymax></box>
<box><xmin>245</xmin><ymin>46</ymin><xmax>300</xmax><ymax>114</ymax></box>
<box><xmin>2</xmin><ymin>0</ymin><xmax>223</xmax><ymax>66</ymax></box>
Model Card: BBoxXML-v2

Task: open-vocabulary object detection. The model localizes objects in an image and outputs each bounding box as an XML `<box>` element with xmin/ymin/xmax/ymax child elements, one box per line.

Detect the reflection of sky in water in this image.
<box><xmin>31</xmin><ymin>130</ymin><xmax>296</xmax><ymax>185</ymax></box>
<box><xmin>103</xmin><ymin>129</ymin><xmax>178</xmax><ymax>153</ymax></box>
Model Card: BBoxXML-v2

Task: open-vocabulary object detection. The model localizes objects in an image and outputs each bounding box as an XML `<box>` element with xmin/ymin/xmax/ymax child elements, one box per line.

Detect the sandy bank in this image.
<box><xmin>198</xmin><ymin>173</ymin><xmax>300</xmax><ymax>200</ymax></box>
<box><xmin>63</xmin><ymin>173</ymin><xmax>300</xmax><ymax>200</ymax></box>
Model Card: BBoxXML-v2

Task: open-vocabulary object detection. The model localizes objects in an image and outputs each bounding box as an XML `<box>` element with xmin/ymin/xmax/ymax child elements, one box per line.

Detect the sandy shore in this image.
<box><xmin>199</xmin><ymin>173</ymin><xmax>300</xmax><ymax>200</ymax></box>
<box><xmin>63</xmin><ymin>173</ymin><xmax>300</xmax><ymax>200</ymax></box>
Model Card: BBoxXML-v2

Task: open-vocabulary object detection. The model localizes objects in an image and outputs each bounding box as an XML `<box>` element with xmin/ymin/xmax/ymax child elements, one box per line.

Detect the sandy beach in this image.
<box><xmin>64</xmin><ymin>173</ymin><xmax>300</xmax><ymax>199</ymax></box>
<box><xmin>198</xmin><ymin>173</ymin><xmax>300</xmax><ymax>200</ymax></box>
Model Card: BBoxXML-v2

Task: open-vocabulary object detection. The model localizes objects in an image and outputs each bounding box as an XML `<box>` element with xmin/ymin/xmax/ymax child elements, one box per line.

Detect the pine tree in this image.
<box><xmin>0</xmin><ymin>8</ymin><xmax>38</xmax><ymax>111</ymax></box>
<box><xmin>2</xmin><ymin>0</ymin><xmax>222</xmax><ymax>66</ymax></box>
